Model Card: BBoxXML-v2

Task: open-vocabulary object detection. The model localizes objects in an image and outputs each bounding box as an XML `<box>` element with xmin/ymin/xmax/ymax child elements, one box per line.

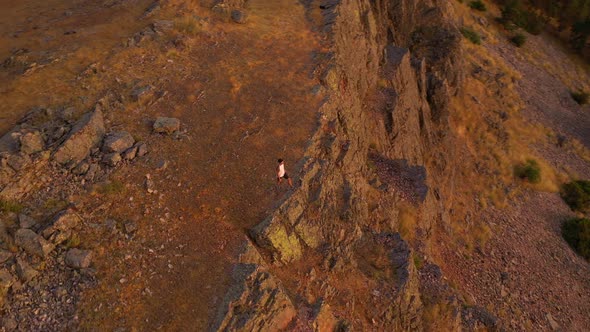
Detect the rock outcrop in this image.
<box><xmin>53</xmin><ymin>108</ymin><xmax>105</xmax><ymax>165</ymax></box>
<box><xmin>214</xmin><ymin>0</ymin><xmax>484</xmax><ymax>330</ymax></box>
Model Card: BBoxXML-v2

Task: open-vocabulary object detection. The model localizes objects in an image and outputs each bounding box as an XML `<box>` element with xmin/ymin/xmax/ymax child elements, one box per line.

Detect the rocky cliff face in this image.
<box><xmin>212</xmin><ymin>0</ymin><xmax>493</xmax><ymax>331</ymax></box>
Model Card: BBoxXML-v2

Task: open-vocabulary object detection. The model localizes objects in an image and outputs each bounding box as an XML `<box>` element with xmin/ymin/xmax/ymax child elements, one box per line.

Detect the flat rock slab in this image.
<box><xmin>65</xmin><ymin>249</ymin><xmax>93</xmax><ymax>269</ymax></box>
<box><xmin>53</xmin><ymin>109</ymin><xmax>105</xmax><ymax>165</ymax></box>
<box><xmin>102</xmin><ymin>131</ymin><xmax>135</xmax><ymax>153</ymax></box>
<box><xmin>153</xmin><ymin>117</ymin><xmax>180</xmax><ymax>134</ymax></box>
<box><xmin>14</xmin><ymin>229</ymin><xmax>54</xmax><ymax>258</ymax></box>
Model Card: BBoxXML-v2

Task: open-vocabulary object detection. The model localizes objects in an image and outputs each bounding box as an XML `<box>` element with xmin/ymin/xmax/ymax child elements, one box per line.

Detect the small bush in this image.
<box><xmin>511</xmin><ymin>33</ymin><xmax>527</xmax><ymax>47</ymax></box>
<box><xmin>460</xmin><ymin>27</ymin><xmax>482</xmax><ymax>45</ymax></box>
<box><xmin>514</xmin><ymin>159</ymin><xmax>541</xmax><ymax>183</ymax></box>
<box><xmin>571</xmin><ymin>91</ymin><xmax>589</xmax><ymax>105</ymax></box>
<box><xmin>469</xmin><ymin>0</ymin><xmax>487</xmax><ymax>11</ymax></box>
<box><xmin>561</xmin><ymin>180</ymin><xmax>590</xmax><ymax>212</ymax></box>
<box><xmin>562</xmin><ymin>217</ymin><xmax>590</xmax><ymax>260</ymax></box>
<box><xmin>99</xmin><ymin>180</ymin><xmax>126</xmax><ymax>196</ymax></box>
<box><xmin>0</xmin><ymin>200</ymin><xmax>24</xmax><ymax>213</ymax></box>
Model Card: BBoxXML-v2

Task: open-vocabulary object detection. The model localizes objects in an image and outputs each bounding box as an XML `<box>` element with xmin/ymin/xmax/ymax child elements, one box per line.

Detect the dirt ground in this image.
<box><xmin>1</xmin><ymin>0</ymin><xmax>323</xmax><ymax>330</ymax></box>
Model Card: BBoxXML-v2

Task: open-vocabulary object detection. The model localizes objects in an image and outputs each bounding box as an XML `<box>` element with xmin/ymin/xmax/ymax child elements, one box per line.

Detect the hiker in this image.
<box><xmin>276</xmin><ymin>158</ymin><xmax>293</xmax><ymax>187</ymax></box>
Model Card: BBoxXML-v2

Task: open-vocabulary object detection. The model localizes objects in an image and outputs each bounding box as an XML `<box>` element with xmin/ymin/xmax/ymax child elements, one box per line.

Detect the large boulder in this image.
<box><xmin>14</xmin><ymin>229</ymin><xmax>55</xmax><ymax>257</ymax></box>
<box><xmin>53</xmin><ymin>108</ymin><xmax>105</xmax><ymax>165</ymax></box>
<box><xmin>102</xmin><ymin>131</ymin><xmax>135</xmax><ymax>153</ymax></box>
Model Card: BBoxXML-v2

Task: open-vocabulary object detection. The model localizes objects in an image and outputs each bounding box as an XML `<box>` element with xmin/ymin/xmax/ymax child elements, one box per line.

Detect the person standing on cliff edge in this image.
<box><xmin>276</xmin><ymin>158</ymin><xmax>293</xmax><ymax>187</ymax></box>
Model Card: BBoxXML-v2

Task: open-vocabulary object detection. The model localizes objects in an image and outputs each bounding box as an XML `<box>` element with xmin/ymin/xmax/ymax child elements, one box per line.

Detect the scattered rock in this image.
<box><xmin>15</xmin><ymin>229</ymin><xmax>55</xmax><ymax>258</ymax></box>
<box><xmin>121</xmin><ymin>146</ymin><xmax>138</xmax><ymax>160</ymax></box>
<box><xmin>131</xmin><ymin>85</ymin><xmax>154</xmax><ymax>102</ymax></box>
<box><xmin>102</xmin><ymin>131</ymin><xmax>135</xmax><ymax>153</ymax></box>
<box><xmin>42</xmin><ymin>210</ymin><xmax>80</xmax><ymax>245</ymax></box>
<box><xmin>0</xmin><ymin>269</ymin><xmax>14</xmax><ymax>306</ymax></box>
<box><xmin>2</xmin><ymin>317</ymin><xmax>17</xmax><ymax>330</ymax></box>
<box><xmin>547</xmin><ymin>313</ymin><xmax>559</xmax><ymax>331</ymax></box>
<box><xmin>15</xmin><ymin>258</ymin><xmax>38</xmax><ymax>283</ymax></box>
<box><xmin>124</xmin><ymin>221</ymin><xmax>138</xmax><ymax>234</ymax></box>
<box><xmin>143</xmin><ymin>1</ymin><xmax>160</xmax><ymax>18</ymax></box>
<box><xmin>231</xmin><ymin>10</ymin><xmax>247</xmax><ymax>24</ymax></box>
<box><xmin>18</xmin><ymin>214</ymin><xmax>37</xmax><ymax>229</ymax></box>
<box><xmin>65</xmin><ymin>249</ymin><xmax>93</xmax><ymax>269</ymax></box>
<box><xmin>153</xmin><ymin>117</ymin><xmax>180</xmax><ymax>134</ymax></box>
<box><xmin>145</xmin><ymin>174</ymin><xmax>156</xmax><ymax>194</ymax></box>
<box><xmin>102</xmin><ymin>152</ymin><xmax>122</xmax><ymax>167</ymax></box>
<box><xmin>53</xmin><ymin>108</ymin><xmax>105</xmax><ymax>165</ymax></box>
<box><xmin>156</xmin><ymin>159</ymin><xmax>168</xmax><ymax>171</ymax></box>
<box><xmin>19</xmin><ymin>131</ymin><xmax>44</xmax><ymax>154</ymax></box>
<box><xmin>73</xmin><ymin>161</ymin><xmax>90</xmax><ymax>176</ymax></box>
<box><xmin>0</xmin><ymin>250</ymin><xmax>12</xmax><ymax>264</ymax></box>
<box><xmin>136</xmin><ymin>142</ymin><xmax>148</xmax><ymax>157</ymax></box>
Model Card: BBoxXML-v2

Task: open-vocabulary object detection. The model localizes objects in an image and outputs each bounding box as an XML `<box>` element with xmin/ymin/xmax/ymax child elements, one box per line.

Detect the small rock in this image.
<box><xmin>16</xmin><ymin>258</ymin><xmax>38</xmax><ymax>283</ymax></box>
<box><xmin>547</xmin><ymin>314</ymin><xmax>559</xmax><ymax>331</ymax></box>
<box><xmin>102</xmin><ymin>131</ymin><xmax>135</xmax><ymax>153</ymax></box>
<box><xmin>15</xmin><ymin>229</ymin><xmax>55</xmax><ymax>258</ymax></box>
<box><xmin>7</xmin><ymin>153</ymin><xmax>31</xmax><ymax>171</ymax></box>
<box><xmin>18</xmin><ymin>214</ymin><xmax>37</xmax><ymax>229</ymax></box>
<box><xmin>19</xmin><ymin>131</ymin><xmax>44</xmax><ymax>154</ymax></box>
<box><xmin>231</xmin><ymin>10</ymin><xmax>247</xmax><ymax>24</ymax></box>
<box><xmin>136</xmin><ymin>142</ymin><xmax>148</xmax><ymax>157</ymax></box>
<box><xmin>0</xmin><ymin>250</ymin><xmax>12</xmax><ymax>264</ymax></box>
<box><xmin>143</xmin><ymin>1</ymin><xmax>160</xmax><ymax>18</ymax></box>
<box><xmin>73</xmin><ymin>161</ymin><xmax>90</xmax><ymax>175</ymax></box>
<box><xmin>124</xmin><ymin>221</ymin><xmax>138</xmax><ymax>234</ymax></box>
<box><xmin>145</xmin><ymin>174</ymin><xmax>155</xmax><ymax>194</ymax></box>
<box><xmin>121</xmin><ymin>146</ymin><xmax>138</xmax><ymax>160</ymax></box>
<box><xmin>131</xmin><ymin>85</ymin><xmax>154</xmax><ymax>102</ymax></box>
<box><xmin>153</xmin><ymin>117</ymin><xmax>180</xmax><ymax>134</ymax></box>
<box><xmin>65</xmin><ymin>249</ymin><xmax>93</xmax><ymax>269</ymax></box>
<box><xmin>1</xmin><ymin>317</ymin><xmax>17</xmax><ymax>330</ymax></box>
<box><xmin>53</xmin><ymin>108</ymin><xmax>105</xmax><ymax>165</ymax></box>
<box><xmin>0</xmin><ymin>269</ymin><xmax>14</xmax><ymax>290</ymax></box>
<box><xmin>156</xmin><ymin>159</ymin><xmax>168</xmax><ymax>171</ymax></box>
<box><xmin>102</xmin><ymin>152</ymin><xmax>122</xmax><ymax>167</ymax></box>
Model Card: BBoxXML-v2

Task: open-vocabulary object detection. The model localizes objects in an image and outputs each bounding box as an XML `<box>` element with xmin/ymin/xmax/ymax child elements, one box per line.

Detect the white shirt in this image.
<box><xmin>278</xmin><ymin>164</ymin><xmax>285</xmax><ymax>177</ymax></box>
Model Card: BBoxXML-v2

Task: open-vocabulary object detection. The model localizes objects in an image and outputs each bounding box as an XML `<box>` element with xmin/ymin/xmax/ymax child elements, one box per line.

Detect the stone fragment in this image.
<box><xmin>121</xmin><ymin>146</ymin><xmax>138</xmax><ymax>160</ymax></box>
<box><xmin>547</xmin><ymin>314</ymin><xmax>559</xmax><ymax>331</ymax></box>
<box><xmin>131</xmin><ymin>85</ymin><xmax>153</xmax><ymax>102</ymax></box>
<box><xmin>0</xmin><ymin>250</ymin><xmax>12</xmax><ymax>264</ymax></box>
<box><xmin>73</xmin><ymin>161</ymin><xmax>90</xmax><ymax>175</ymax></box>
<box><xmin>53</xmin><ymin>109</ymin><xmax>105</xmax><ymax>165</ymax></box>
<box><xmin>102</xmin><ymin>152</ymin><xmax>122</xmax><ymax>167</ymax></box>
<box><xmin>102</xmin><ymin>131</ymin><xmax>135</xmax><ymax>153</ymax></box>
<box><xmin>0</xmin><ymin>269</ymin><xmax>14</xmax><ymax>307</ymax></box>
<box><xmin>7</xmin><ymin>153</ymin><xmax>31</xmax><ymax>171</ymax></box>
<box><xmin>19</xmin><ymin>131</ymin><xmax>44</xmax><ymax>154</ymax></box>
<box><xmin>42</xmin><ymin>210</ymin><xmax>80</xmax><ymax>244</ymax></box>
<box><xmin>231</xmin><ymin>10</ymin><xmax>247</xmax><ymax>24</ymax></box>
<box><xmin>14</xmin><ymin>229</ymin><xmax>54</xmax><ymax>257</ymax></box>
<box><xmin>1</xmin><ymin>317</ymin><xmax>17</xmax><ymax>330</ymax></box>
<box><xmin>18</xmin><ymin>214</ymin><xmax>37</xmax><ymax>229</ymax></box>
<box><xmin>153</xmin><ymin>117</ymin><xmax>180</xmax><ymax>134</ymax></box>
<box><xmin>15</xmin><ymin>258</ymin><xmax>38</xmax><ymax>283</ymax></box>
<box><xmin>136</xmin><ymin>142</ymin><xmax>148</xmax><ymax>156</ymax></box>
<box><xmin>65</xmin><ymin>249</ymin><xmax>93</xmax><ymax>269</ymax></box>
<box><xmin>124</xmin><ymin>221</ymin><xmax>138</xmax><ymax>234</ymax></box>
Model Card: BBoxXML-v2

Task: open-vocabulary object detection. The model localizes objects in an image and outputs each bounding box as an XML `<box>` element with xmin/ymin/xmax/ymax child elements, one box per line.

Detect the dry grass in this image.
<box><xmin>398</xmin><ymin>203</ymin><xmax>417</xmax><ymax>242</ymax></box>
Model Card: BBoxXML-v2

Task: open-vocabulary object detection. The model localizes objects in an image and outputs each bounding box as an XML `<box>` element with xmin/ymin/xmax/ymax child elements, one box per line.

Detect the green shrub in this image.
<box><xmin>511</xmin><ymin>33</ymin><xmax>527</xmax><ymax>47</ymax></box>
<box><xmin>460</xmin><ymin>27</ymin><xmax>482</xmax><ymax>45</ymax></box>
<box><xmin>561</xmin><ymin>180</ymin><xmax>590</xmax><ymax>212</ymax></box>
<box><xmin>562</xmin><ymin>217</ymin><xmax>590</xmax><ymax>260</ymax></box>
<box><xmin>500</xmin><ymin>2</ymin><xmax>545</xmax><ymax>35</ymax></box>
<box><xmin>571</xmin><ymin>91</ymin><xmax>590</xmax><ymax>105</ymax></box>
<box><xmin>469</xmin><ymin>0</ymin><xmax>487</xmax><ymax>11</ymax></box>
<box><xmin>514</xmin><ymin>159</ymin><xmax>541</xmax><ymax>183</ymax></box>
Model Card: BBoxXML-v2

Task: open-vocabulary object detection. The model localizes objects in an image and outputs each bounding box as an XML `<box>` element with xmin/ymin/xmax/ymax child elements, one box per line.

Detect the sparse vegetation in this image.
<box><xmin>175</xmin><ymin>15</ymin><xmax>202</xmax><ymax>36</ymax></box>
<box><xmin>460</xmin><ymin>27</ymin><xmax>482</xmax><ymax>44</ymax></box>
<box><xmin>499</xmin><ymin>1</ymin><xmax>545</xmax><ymax>35</ymax></box>
<box><xmin>571</xmin><ymin>90</ymin><xmax>590</xmax><ymax>104</ymax></box>
<box><xmin>469</xmin><ymin>0</ymin><xmax>487</xmax><ymax>11</ymax></box>
<box><xmin>514</xmin><ymin>159</ymin><xmax>541</xmax><ymax>183</ymax></box>
<box><xmin>511</xmin><ymin>33</ymin><xmax>527</xmax><ymax>47</ymax></box>
<box><xmin>562</xmin><ymin>217</ymin><xmax>590</xmax><ymax>260</ymax></box>
<box><xmin>99</xmin><ymin>180</ymin><xmax>126</xmax><ymax>195</ymax></box>
<box><xmin>0</xmin><ymin>199</ymin><xmax>24</xmax><ymax>213</ymax></box>
<box><xmin>561</xmin><ymin>180</ymin><xmax>590</xmax><ymax>212</ymax></box>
